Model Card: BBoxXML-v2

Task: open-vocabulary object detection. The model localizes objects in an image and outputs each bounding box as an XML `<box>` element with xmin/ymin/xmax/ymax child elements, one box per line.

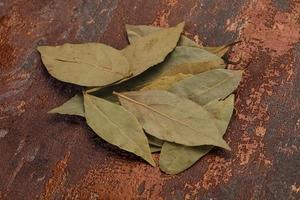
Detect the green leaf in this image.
<box><xmin>159</xmin><ymin>95</ymin><xmax>235</xmax><ymax>174</ymax></box>
<box><xmin>170</xmin><ymin>69</ymin><xmax>243</xmax><ymax>105</ymax></box>
<box><xmin>48</xmin><ymin>94</ymin><xmax>84</xmax><ymax>117</ymax></box>
<box><xmin>140</xmin><ymin>73</ymin><xmax>193</xmax><ymax>91</ymax></box>
<box><xmin>115</xmin><ymin>90</ymin><xmax>229</xmax><ymax>149</ymax></box>
<box><xmin>38</xmin><ymin>43</ymin><xmax>130</xmax><ymax>87</ymax></box>
<box><xmin>125</xmin><ymin>24</ymin><xmax>199</xmax><ymax>47</ymax></box>
<box><xmin>121</xmin><ymin>23</ymin><xmax>184</xmax><ymax>79</ymax></box>
<box><xmin>84</xmin><ymin>93</ymin><xmax>155</xmax><ymax>166</ymax></box>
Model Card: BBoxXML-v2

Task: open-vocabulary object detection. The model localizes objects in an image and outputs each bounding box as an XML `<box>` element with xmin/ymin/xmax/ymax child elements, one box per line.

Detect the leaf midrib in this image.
<box><xmin>85</xmin><ymin>95</ymin><xmax>149</xmax><ymax>158</ymax></box>
<box><xmin>114</xmin><ymin>92</ymin><xmax>220</xmax><ymax>142</ymax></box>
<box><xmin>54</xmin><ymin>58</ymin><xmax>128</xmax><ymax>77</ymax></box>
<box><xmin>179</xmin><ymin>72</ymin><xmax>237</xmax><ymax>98</ymax></box>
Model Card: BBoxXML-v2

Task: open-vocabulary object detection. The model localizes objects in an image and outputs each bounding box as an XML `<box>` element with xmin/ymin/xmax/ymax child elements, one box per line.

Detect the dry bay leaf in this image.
<box><xmin>140</xmin><ymin>73</ymin><xmax>193</xmax><ymax>91</ymax></box>
<box><xmin>150</xmin><ymin>145</ymin><xmax>162</xmax><ymax>153</ymax></box>
<box><xmin>147</xmin><ymin>134</ymin><xmax>164</xmax><ymax>147</ymax></box>
<box><xmin>113</xmin><ymin>46</ymin><xmax>224</xmax><ymax>93</ymax></box>
<box><xmin>201</xmin><ymin>41</ymin><xmax>240</xmax><ymax>57</ymax></box>
<box><xmin>170</xmin><ymin>69</ymin><xmax>243</xmax><ymax>105</ymax></box>
<box><xmin>48</xmin><ymin>94</ymin><xmax>84</xmax><ymax>117</ymax></box>
<box><xmin>38</xmin><ymin>43</ymin><xmax>130</xmax><ymax>87</ymax></box>
<box><xmin>159</xmin><ymin>46</ymin><xmax>225</xmax><ymax>76</ymax></box>
<box><xmin>160</xmin><ymin>144</ymin><xmax>212</xmax><ymax>174</ymax></box>
<box><xmin>115</xmin><ymin>90</ymin><xmax>230</xmax><ymax>149</ymax></box>
<box><xmin>202</xmin><ymin>45</ymin><xmax>231</xmax><ymax>58</ymax></box>
<box><xmin>121</xmin><ymin>23</ymin><xmax>184</xmax><ymax>78</ymax></box>
<box><xmin>179</xmin><ymin>36</ymin><xmax>200</xmax><ymax>47</ymax></box>
<box><xmin>125</xmin><ymin>24</ymin><xmax>236</xmax><ymax>57</ymax></box>
<box><xmin>41</xmin><ymin>21</ymin><xmax>243</xmax><ymax>172</ymax></box>
<box><xmin>87</xmin><ymin>26</ymin><xmax>224</xmax><ymax>94</ymax></box>
<box><xmin>47</xmin><ymin>91</ymin><xmax>120</xmax><ymax>117</ymax></box>
<box><xmin>159</xmin><ymin>95</ymin><xmax>235</xmax><ymax>174</ymax></box>
<box><xmin>84</xmin><ymin>93</ymin><xmax>155</xmax><ymax>166</ymax></box>
<box><xmin>126</xmin><ymin>24</ymin><xmax>199</xmax><ymax>47</ymax></box>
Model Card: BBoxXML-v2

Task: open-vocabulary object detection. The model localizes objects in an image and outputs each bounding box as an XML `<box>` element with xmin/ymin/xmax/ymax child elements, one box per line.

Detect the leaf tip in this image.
<box><xmin>37</xmin><ymin>46</ymin><xmax>46</xmax><ymax>53</ymax></box>
<box><xmin>177</xmin><ymin>21</ymin><xmax>185</xmax><ymax>29</ymax></box>
<box><xmin>234</xmin><ymin>69</ymin><xmax>244</xmax><ymax>78</ymax></box>
<box><xmin>148</xmin><ymin>158</ymin><xmax>156</xmax><ymax>167</ymax></box>
<box><xmin>47</xmin><ymin>109</ymin><xmax>57</xmax><ymax>114</ymax></box>
<box><xmin>223</xmin><ymin>142</ymin><xmax>231</xmax><ymax>151</ymax></box>
<box><xmin>216</xmin><ymin>137</ymin><xmax>231</xmax><ymax>151</ymax></box>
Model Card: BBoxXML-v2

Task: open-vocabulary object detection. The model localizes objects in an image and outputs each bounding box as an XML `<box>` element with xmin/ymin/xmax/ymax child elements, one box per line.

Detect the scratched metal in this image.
<box><xmin>0</xmin><ymin>0</ymin><xmax>299</xmax><ymax>199</ymax></box>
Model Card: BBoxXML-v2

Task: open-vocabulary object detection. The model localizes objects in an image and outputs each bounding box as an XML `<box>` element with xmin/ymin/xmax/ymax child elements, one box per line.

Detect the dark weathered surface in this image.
<box><xmin>0</xmin><ymin>0</ymin><xmax>299</xmax><ymax>199</ymax></box>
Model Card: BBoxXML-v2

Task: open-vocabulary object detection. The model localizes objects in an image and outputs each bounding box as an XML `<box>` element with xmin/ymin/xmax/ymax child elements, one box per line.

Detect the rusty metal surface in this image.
<box><xmin>0</xmin><ymin>0</ymin><xmax>299</xmax><ymax>199</ymax></box>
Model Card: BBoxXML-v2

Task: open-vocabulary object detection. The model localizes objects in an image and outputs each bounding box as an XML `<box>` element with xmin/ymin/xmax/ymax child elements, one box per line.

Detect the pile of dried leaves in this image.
<box><xmin>38</xmin><ymin>22</ymin><xmax>242</xmax><ymax>174</ymax></box>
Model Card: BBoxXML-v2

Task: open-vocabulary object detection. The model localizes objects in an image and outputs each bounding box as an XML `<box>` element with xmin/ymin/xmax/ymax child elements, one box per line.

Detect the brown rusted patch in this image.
<box><xmin>258</xmin><ymin>152</ymin><xmax>272</xmax><ymax>167</ymax></box>
<box><xmin>202</xmin><ymin>157</ymin><xmax>232</xmax><ymax>190</ymax></box>
<box><xmin>228</xmin><ymin>0</ymin><xmax>300</xmax><ymax>58</ymax></box>
<box><xmin>40</xmin><ymin>151</ymin><xmax>70</xmax><ymax>200</ymax></box>
<box><xmin>152</xmin><ymin>0</ymin><xmax>179</xmax><ymax>27</ymax></box>
<box><xmin>237</xmin><ymin>139</ymin><xmax>261</xmax><ymax>166</ymax></box>
<box><xmin>64</xmin><ymin>156</ymin><xmax>167</xmax><ymax>200</ymax></box>
<box><xmin>6</xmin><ymin>159</ymin><xmax>25</xmax><ymax>192</ymax></box>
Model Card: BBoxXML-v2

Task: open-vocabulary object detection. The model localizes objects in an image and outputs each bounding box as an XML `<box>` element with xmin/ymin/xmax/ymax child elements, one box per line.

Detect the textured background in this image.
<box><xmin>0</xmin><ymin>0</ymin><xmax>299</xmax><ymax>199</ymax></box>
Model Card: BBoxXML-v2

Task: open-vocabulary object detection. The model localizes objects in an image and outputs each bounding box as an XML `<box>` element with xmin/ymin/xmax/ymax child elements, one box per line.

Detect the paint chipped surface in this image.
<box><xmin>202</xmin><ymin>157</ymin><xmax>232</xmax><ymax>190</ymax></box>
<box><xmin>0</xmin><ymin>0</ymin><xmax>299</xmax><ymax>199</ymax></box>
<box><xmin>237</xmin><ymin>140</ymin><xmax>261</xmax><ymax>166</ymax></box>
<box><xmin>0</xmin><ymin>129</ymin><xmax>8</xmax><ymax>138</ymax></box>
<box><xmin>255</xmin><ymin>126</ymin><xmax>267</xmax><ymax>137</ymax></box>
<box><xmin>291</xmin><ymin>184</ymin><xmax>300</xmax><ymax>193</ymax></box>
<box><xmin>64</xmin><ymin>159</ymin><xmax>167</xmax><ymax>199</ymax></box>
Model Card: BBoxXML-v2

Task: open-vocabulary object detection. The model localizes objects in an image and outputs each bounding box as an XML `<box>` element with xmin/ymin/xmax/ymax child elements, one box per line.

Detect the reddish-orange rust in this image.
<box><xmin>0</xmin><ymin>0</ymin><xmax>300</xmax><ymax>199</ymax></box>
<box><xmin>40</xmin><ymin>151</ymin><xmax>70</xmax><ymax>200</ymax></box>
